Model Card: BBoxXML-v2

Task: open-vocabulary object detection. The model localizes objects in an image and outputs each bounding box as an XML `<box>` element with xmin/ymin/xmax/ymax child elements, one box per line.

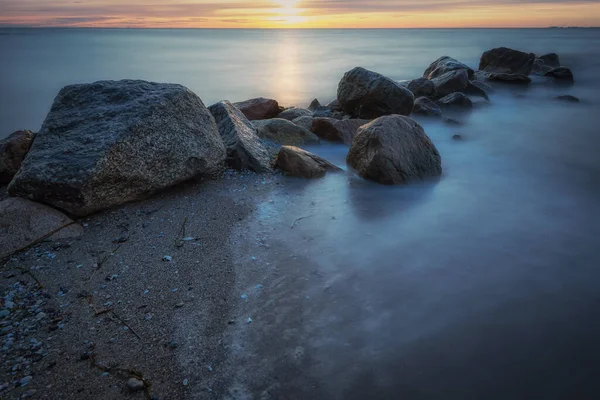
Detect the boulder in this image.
<box><xmin>252</xmin><ymin>118</ymin><xmax>319</xmax><ymax>146</ymax></box>
<box><xmin>538</xmin><ymin>53</ymin><xmax>560</xmax><ymax>68</ymax></box>
<box><xmin>479</xmin><ymin>47</ymin><xmax>536</xmax><ymax>75</ymax></box>
<box><xmin>326</xmin><ymin>98</ymin><xmax>341</xmax><ymax>111</ymax></box>
<box><xmin>292</xmin><ymin>116</ymin><xmax>314</xmax><ymax>132</ymax></box>
<box><xmin>430</xmin><ymin>69</ymin><xmax>469</xmax><ymax>98</ymax></box>
<box><xmin>436</xmin><ymin>93</ymin><xmax>473</xmax><ymax>109</ymax></box>
<box><xmin>208</xmin><ymin>101</ymin><xmax>271</xmax><ymax>172</ymax></box>
<box><xmin>233</xmin><ymin>97</ymin><xmax>281</xmax><ymax>120</ymax></box>
<box><xmin>0</xmin><ymin>198</ymin><xmax>83</xmax><ymax>260</ymax></box>
<box><xmin>555</xmin><ymin>95</ymin><xmax>579</xmax><ymax>103</ymax></box>
<box><xmin>412</xmin><ymin>97</ymin><xmax>442</xmax><ymax>117</ymax></box>
<box><xmin>423</xmin><ymin>56</ymin><xmax>474</xmax><ymax>79</ymax></box>
<box><xmin>545</xmin><ymin>67</ymin><xmax>574</xmax><ymax>82</ymax></box>
<box><xmin>278</xmin><ymin>107</ymin><xmax>313</xmax><ymax>121</ymax></box>
<box><xmin>0</xmin><ymin>130</ymin><xmax>35</xmax><ymax>184</ymax></box>
<box><xmin>8</xmin><ymin>80</ymin><xmax>226</xmax><ymax>216</ymax></box>
<box><xmin>312</xmin><ymin>118</ymin><xmax>370</xmax><ymax>144</ymax></box>
<box><xmin>465</xmin><ymin>81</ymin><xmax>490</xmax><ymax>100</ymax></box>
<box><xmin>406</xmin><ymin>78</ymin><xmax>436</xmax><ymax>98</ymax></box>
<box><xmin>276</xmin><ymin>146</ymin><xmax>341</xmax><ymax>179</ymax></box>
<box><xmin>337</xmin><ymin>67</ymin><xmax>414</xmax><ymax>119</ymax></box>
<box><xmin>476</xmin><ymin>71</ymin><xmax>531</xmax><ymax>84</ymax></box>
<box><xmin>347</xmin><ymin>115</ymin><xmax>442</xmax><ymax>185</ymax></box>
<box><xmin>307</xmin><ymin>98</ymin><xmax>321</xmax><ymax>111</ymax></box>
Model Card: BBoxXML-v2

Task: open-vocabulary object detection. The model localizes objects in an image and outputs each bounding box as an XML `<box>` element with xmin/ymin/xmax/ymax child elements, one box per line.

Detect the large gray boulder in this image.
<box><xmin>252</xmin><ymin>118</ymin><xmax>319</xmax><ymax>146</ymax></box>
<box><xmin>233</xmin><ymin>97</ymin><xmax>281</xmax><ymax>120</ymax></box>
<box><xmin>424</xmin><ymin>56</ymin><xmax>474</xmax><ymax>79</ymax></box>
<box><xmin>208</xmin><ymin>101</ymin><xmax>271</xmax><ymax>172</ymax></box>
<box><xmin>406</xmin><ymin>78</ymin><xmax>436</xmax><ymax>98</ymax></box>
<box><xmin>278</xmin><ymin>107</ymin><xmax>313</xmax><ymax>121</ymax></box>
<box><xmin>430</xmin><ymin>69</ymin><xmax>469</xmax><ymax>98</ymax></box>
<box><xmin>479</xmin><ymin>47</ymin><xmax>536</xmax><ymax>75</ymax></box>
<box><xmin>0</xmin><ymin>198</ymin><xmax>83</xmax><ymax>260</ymax></box>
<box><xmin>412</xmin><ymin>97</ymin><xmax>442</xmax><ymax>117</ymax></box>
<box><xmin>0</xmin><ymin>130</ymin><xmax>35</xmax><ymax>184</ymax></box>
<box><xmin>312</xmin><ymin>118</ymin><xmax>370</xmax><ymax>144</ymax></box>
<box><xmin>436</xmin><ymin>92</ymin><xmax>473</xmax><ymax>109</ymax></box>
<box><xmin>292</xmin><ymin>116</ymin><xmax>314</xmax><ymax>132</ymax></box>
<box><xmin>347</xmin><ymin>115</ymin><xmax>442</xmax><ymax>185</ymax></box>
<box><xmin>8</xmin><ymin>80</ymin><xmax>226</xmax><ymax>216</ymax></box>
<box><xmin>337</xmin><ymin>67</ymin><xmax>414</xmax><ymax>119</ymax></box>
<box><xmin>276</xmin><ymin>146</ymin><xmax>341</xmax><ymax>179</ymax></box>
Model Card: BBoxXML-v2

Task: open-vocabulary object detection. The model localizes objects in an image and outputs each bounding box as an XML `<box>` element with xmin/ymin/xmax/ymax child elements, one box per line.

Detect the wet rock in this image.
<box><xmin>555</xmin><ymin>95</ymin><xmax>579</xmax><ymax>103</ymax></box>
<box><xmin>0</xmin><ymin>198</ymin><xmax>83</xmax><ymax>260</ymax></box>
<box><xmin>307</xmin><ymin>98</ymin><xmax>321</xmax><ymax>111</ymax></box>
<box><xmin>537</xmin><ymin>53</ymin><xmax>560</xmax><ymax>68</ymax></box>
<box><xmin>436</xmin><ymin>93</ymin><xmax>473</xmax><ymax>109</ymax></box>
<box><xmin>0</xmin><ymin>130</ymin><xmax>35</xmax><ymax>185</ymax></box>
<box><xmin>337</xmin><ymin>67</ymin><xmax>414</xmax><ymax>119</ymax></box>
<box><xmin>406</xmin><ymin>77</ymin><xmax>436</xmax><ymax>98</ymax></box>
<box><xmin>292</xmin><ymin>116</ymin><xmax>314</xmax><ymax>132</ymax></box>
<box><xmin>347</xmin><ymin>115</ymin><xmax>442</xmax><ymax>185</ymax></box>
<box><xmin>252</xmin><ymin>119</ymin><xmax>319</xmax><ymax>146</ymax></box>
<box><xmin>479</xmin><ymin>47</ymin><xmax>536</xmax><ymax>75</ymax></box>
<box><xmin>8</xmin><ymin>80</ymin><xmax>226</xmax><ymax>217</ymax></box>
<box><xmin>443</xmin><ymin>117</ymin><xmax>463</xmax><ymax>126</ymax></box>
<box><xmin>311</xmin><ymin>118</ymin><xmax>370</xmax><ymax>144</ymax></box>
<box><xmin>277</xmin><ymin>107</ymin><xmax>312</xmax><ymax>121</ymax></box>
<box><xmin>465</xmin><ymin>81</ymin><xmax>490</xmax><ymax>100</ymax></box>
<box><xmin>276</xmin><ymin>146</ymin><xmax>341</xmax><ymax>179</ymax></box>
<box><xmin>545</xmin><ymin>67</ymin><xmax>574</xmax><ymax>83</ymax></box>
<box><xmin>233</xmin><ymin>97</ymin><xmax>280</xmax><ymax>120</ymax></box>
<box><xmin>208</xmin><ymin>101</ymin><xmax>271</xmax><ymax>172</ymax></box>
<box><xmin>127</xmin><ymin>378</ymin><xmax>145</xmax><ymax>393</ymax></box>
<box><xmin>424</xmin><ymin>56</ymin><xmax>474</xmax><ymax>79</ymax></box>
<box><xmin>412</xmin><ymin>97</ymin><xmax>442</xmax><ymax>117</ymax></box>
<box><xmin>430</xmin><ymin>69</ymin><xmax>469</xmax><ymax>98</ymax></box>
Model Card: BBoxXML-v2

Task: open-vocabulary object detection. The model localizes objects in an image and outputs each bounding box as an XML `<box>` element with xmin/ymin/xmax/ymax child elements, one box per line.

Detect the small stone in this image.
<box><xmin>247</xmin><ymin>317</ymin><xmax>253</xmax><ymax>324</ymax></box>
<box><xmin>35</xmin><ymin>312</ymin><xmax>46</xmax><ymax>320</ymax></box>
<box><xmin>452</xmin><ymin>134</ymin><xmax>463</xmax><ymax>141</ymax></box>
<box><xmin>127</xmin><ymin>378</ymin><xmax>145</xmax><ymax>393</ymax></box>
<box><xmin>21</xmin><ymin>389</ymin><xmax>37</xmax><ymax>398</ymax></box>
<box><xmin>19</xmin><ymin>375</ymin><xmax>32</xmax><ymax>387</ymax></box>
<box><xmin>0</xmin><ymin>310</ymin><xmax>9</xmax><ymax>318</ymax></box>
<box><xmin>163</xmin><ymin>256</ymin><xmax>172</xmax><ymax>262</ymax></box>
<box><xmin>174</xmin><ymin>303</ymin><xmax>184</xmax><ymax>308</ymax></box>
<box><xmin>4</xmin><ymin>301</ymin><xmax>14</xmax><ymax>309</ymax></box>
<box><xmin>183</xmin><ymin>379</ymin><xmax>189</xmax><ymax>386</ymax></box>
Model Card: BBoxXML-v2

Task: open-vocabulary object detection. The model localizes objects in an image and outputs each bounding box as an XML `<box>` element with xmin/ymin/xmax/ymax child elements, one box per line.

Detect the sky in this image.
<box><xmin>0</xmin><ymin>0</ymin><xmax>599</xmax><ymax>28</ymax></box>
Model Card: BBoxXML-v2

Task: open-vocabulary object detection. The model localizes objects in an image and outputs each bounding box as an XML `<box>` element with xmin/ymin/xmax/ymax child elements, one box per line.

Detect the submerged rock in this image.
<box><xmin>555</xmin><ymin>95</ymin><xmax>580</xmax><ymax>103</ymax></box>
<box><xmin>337</xmin><ymin>67</ymin><xmax>414</xmax><ymax>119</ymax></box>
<box><xmin>311</xmin><ymin>117</ymin><xmax>370</xmax><ymax>144</ymax></box>
<box><xmin>252</xmin><ymin>118</ymin><xmax>319</xmax><ymax>146</ymax></box>
<box><xmin>233</xmin><ymin>97</ymin><xmax>281</xmax><ymax>120</ymax></box>
<box><xmin>276</xmin><ymin>146</ymin><xmax>341</xmax><ymax>179</ymax></box>
<box><xmin>430</xmin><ymin>69</ymin><xmax>469</xmax><ymax>98</ymax></box>
<box><xmin>0</xmin><ymin>197</ymin><xmax>83</xmax><ymax>260</ymax></box>
<box><xmin>208</xmin><ymin>101</ymin><xmax>271</xmax><ymax>172</ymax></box>
<box><xmin>436</xmin><ymin>92</ymin><xmax>473</xmax><ymax>109</ymax></box>
<box><xmin>8</xmin><ymin>80</ymin><xmax>226</xmax><ymax>216</ymax></box>
<box><xmin>406</xmin><ymin>77</ymin><xmax>436</xmax><ymax>98</ymax></box>
<box><xmin>479</xmin><ymin>47</ymin><xmax>536</xmax><ymax>75</ymax></box>
<box><xmin>277</xmin><ymin>107</ymin><xmax>312</xmax><ymax>121</ymax></box>
<box><xmin>412</xmin><ymin>97</ymin><xmax>442</xmax><ymax>117</ymax></box>
<box><xmin>465</xmin><ymin>81</ymin><xmax>490</xmax><ymax>100</ymax></box>
<box><xmin>346</xmin><ymin>115</ymin><xmax>442</xmax><ymax>185</ymax></box>
<box><xmin>424</xmin><ymin>56</ymin><xmax>474</xmax><ymax>79</ymax></box>
<box><xmin>0</xmin><ymin>130</ymin><xmax>35</xmax><ymax>184</ymax></box>
<box><xmin>545</xmin><ymin>67</ymin><xmax>574</xmax><ymax>83</ymax></box>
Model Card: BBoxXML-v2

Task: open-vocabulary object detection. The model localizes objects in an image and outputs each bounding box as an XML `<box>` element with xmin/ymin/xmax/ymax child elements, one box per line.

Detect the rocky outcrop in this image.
<box><xmin>476</xmin><ymin>71</ymin><xmax>531</xmax><ymax>84</ymax></box>
<box><xmin>277</xmin><ymin>107</ymin><xmax>313</xmax><ymax>121</ymax></box>
<box><xmin>538</xmin><ymin>53</ymin><xmax>560</xmax><ymax>68</ymax></box>
<box><xmin>347</xmin><ymin>115</ymin><xmax>442</xmax><ymax>185</ymax></box>
<box><xmin>252</xmin><ymin>118</ymin><xmax>319</xmax><ymax>146</ymax></box>
<box><xmin>208</xmin><ymin>101</ymin><xmax>271</xmax><ymax>172</ymax></box>
<box><xmin>406</xmin><ymin>78</ymin><xmax>436</xmax><ymax>98</ymax></box>
<box><xmin>479</xmin><ymin>47</ymin><xmax>536</xmax><ymax>75</ymax></box>
<box><xmin>233</xmin><ymin>97</ymin><xmax>281</xmax><ymax>120</ymax></box>
<box><xmin>412</xmin><ymin>97</ymin><xmax>442</xmax><ymax>117</ymax></box>
<box><xmin>307</xmin><ymin>99</ymin><xmax>321</xmax><ymax>111</ymax></box>
<box><xmin>292</xmin><ymin>116</ymin><xmax>314</xmax><ymax>132</ymax></box>
<box><xmin>276</xmin><ymin>146</ymin><xmax>341</xmax><ymax>179</ymax></box>
<box><xmin>430</xmin><ymin>69</ymin><xmax>469</xmax><ymax>98</ymax></box>
<box><xmin>423</xmin><ymin>56</ymin><xmax>474</xmax><ymax>79</ymax></box>
<box><xmin>545</xmin><ymin>67</ymin><xmax>574</xmax><ymax>82</ymax></box>
<box><xmin>0</xmin><ymin>198</ymin><xmax>83</xmax><ymax>260</ymax></box>
<box><xmin>311</xmin><ymin>118</ymin><xmax>370</xmax><ymax>144</ymax></box>
<box><xmin>436</xmin><ymin>92</ymin><xmax>473</xmax><ymax>109</ymax></box>
<box><xmin>0</xmin><ymin>130</ymin><xmax>35</xmax><ymax>184</ymax></box>
<box><xmin>8</xmin><ymin>80</ymin><xmax>226</xmax><ymax>216</ymax></box>
<box><xmin>337</xmin><ymin>67</ymin><xmax>414</xmax><ymax>119</ymax></box>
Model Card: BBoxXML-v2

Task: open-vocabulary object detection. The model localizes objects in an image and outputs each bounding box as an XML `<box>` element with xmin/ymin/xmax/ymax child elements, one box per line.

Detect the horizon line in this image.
<box><xmin>1</xmin><ymin>26</ymin><xmax>599</xmax><ymax>30</ymax></box>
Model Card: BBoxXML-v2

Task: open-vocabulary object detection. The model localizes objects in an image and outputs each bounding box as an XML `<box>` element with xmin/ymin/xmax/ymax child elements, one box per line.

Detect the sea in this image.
<box><xmin>2</xmin><ymin>28</ymin><xmax>600</xmax><ymax>399</ymax></box>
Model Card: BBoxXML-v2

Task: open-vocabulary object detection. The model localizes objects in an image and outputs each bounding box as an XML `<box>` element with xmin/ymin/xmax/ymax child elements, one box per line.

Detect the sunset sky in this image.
<box><xmin>0</xmin><ymin>0</ymin><xmax>599</xmax><ymax>28</ymax></box>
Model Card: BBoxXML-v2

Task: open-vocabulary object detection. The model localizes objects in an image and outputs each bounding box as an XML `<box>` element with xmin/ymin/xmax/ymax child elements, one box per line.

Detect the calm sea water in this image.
<box><xmin>3</xmin><ymin>29</ymin><xmax>600</xmax><ymax>398</ymax></box>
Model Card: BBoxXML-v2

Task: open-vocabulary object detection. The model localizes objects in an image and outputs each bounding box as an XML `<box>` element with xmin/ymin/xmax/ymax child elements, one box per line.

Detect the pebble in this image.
<box><xmin>4</xmin><ymin>301</ymin><xmax>14</xmax><ymax>309</ymax></box>
<box><xmin>183</xmin><ymin>379</ymin><xmax>189</xmax><ymax>386</ymax></box>
<box><xmin>174</xmin><ymin>303</ymin><xmax>184</xmax><ymax>308</ymax></box>
<box><xmin>19</xmin><ymin>376</ymin><xmax>32</xmax><ymax>387</ymax></box>
<box><xmin>35</xmin><ymin>312</ymin><xmax>46</xmax><ymax>320</ymax></box>
<box><xmin>127</xmin><ymin>377</ymin><xmax>145</xmax><ymax>392</ymax></box>
<box><xmin>21</xmin><ymin>389</ymin><xmax>37</xmax><ymax>398</ymax></box>
<box><xmin>247</xmin><ymin>317</ymin><xmax>253</xmax><ymax>324</ymax></box>
<box><xmin>162</xmin><ymin>256</ymin><xmax>172</xmax><ymax>262</ymax></box>
<box><xmin>0</xmin><ymin>310</ymin><xmax>9</xmax><ymax>318</ymax></box>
